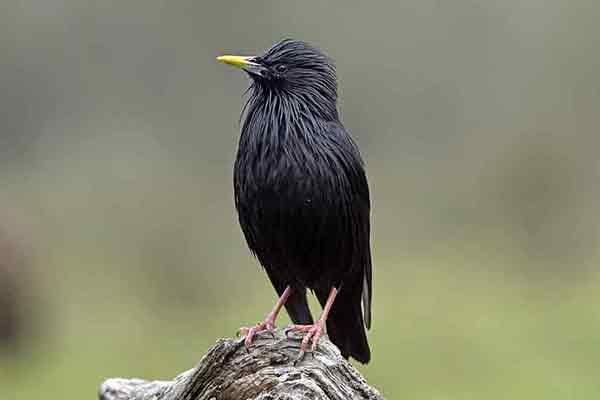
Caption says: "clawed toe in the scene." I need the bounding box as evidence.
[293,350,306,366]
[285,322,325,361]
[293,346,317,365]
[238,320,277,346]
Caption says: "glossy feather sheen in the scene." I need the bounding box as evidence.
[233,39,372,363]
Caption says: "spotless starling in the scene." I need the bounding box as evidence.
[217,39,372,363]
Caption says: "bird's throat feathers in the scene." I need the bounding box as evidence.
[240,82,338,150]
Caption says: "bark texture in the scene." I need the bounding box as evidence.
[99,328,384,400]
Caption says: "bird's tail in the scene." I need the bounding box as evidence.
[316,283,371,364]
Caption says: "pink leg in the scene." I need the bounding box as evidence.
[239,286,292,346]
[286,287,338,357]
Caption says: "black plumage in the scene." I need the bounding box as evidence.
[219,39,372,363]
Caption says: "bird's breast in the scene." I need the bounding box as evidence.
[236,134,339,209]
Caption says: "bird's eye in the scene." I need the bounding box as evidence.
[275,64,287,73]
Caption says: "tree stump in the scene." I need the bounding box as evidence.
[99,328,384,400]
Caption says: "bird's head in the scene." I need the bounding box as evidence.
[218,39,338,118]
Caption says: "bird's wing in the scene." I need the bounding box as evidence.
[327,122,372,330]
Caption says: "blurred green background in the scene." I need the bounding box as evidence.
[1,1,600,399]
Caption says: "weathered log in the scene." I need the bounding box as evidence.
[99,328,384,400]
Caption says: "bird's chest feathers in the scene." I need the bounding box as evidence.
[249,130,322,192]
[237,110,335,204]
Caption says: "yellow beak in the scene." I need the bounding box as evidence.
[217,54,266,77]
[216,55,254,69]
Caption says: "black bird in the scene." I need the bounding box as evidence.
[217,39,372,363]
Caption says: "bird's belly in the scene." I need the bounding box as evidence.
[236,172,351,289]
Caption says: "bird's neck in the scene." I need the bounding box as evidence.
[258,82,339,117]
[241,88,338,144]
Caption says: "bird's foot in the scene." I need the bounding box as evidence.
[238,318,276,346]
[285,320,326,362]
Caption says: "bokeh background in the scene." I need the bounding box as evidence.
[1,1,600,399]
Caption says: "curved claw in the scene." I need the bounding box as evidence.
[265,329,276,339]
[293,348,316,366]
[293,350,305,366]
